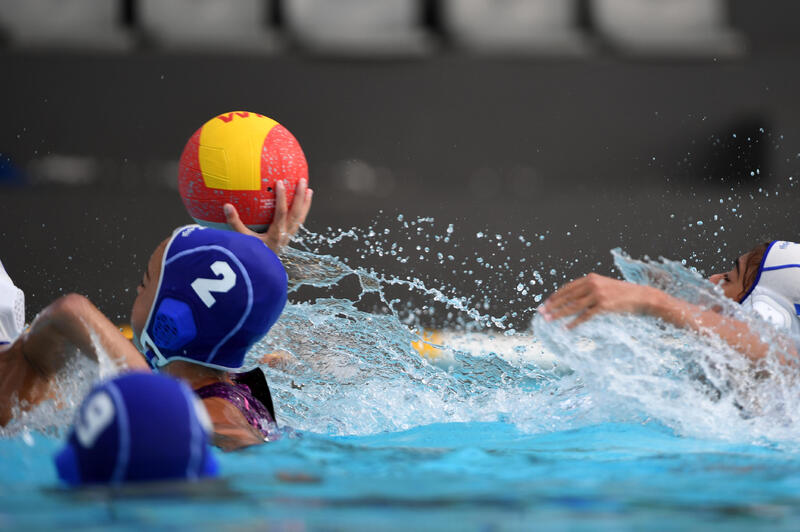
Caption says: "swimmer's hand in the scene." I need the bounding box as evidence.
[224,178,313,255]
[540,273,657,329]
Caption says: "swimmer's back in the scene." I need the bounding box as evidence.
[196,368,277,450]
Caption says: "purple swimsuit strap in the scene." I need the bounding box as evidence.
[195,378,275,439]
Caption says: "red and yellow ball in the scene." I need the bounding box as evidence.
[178,111,308,231]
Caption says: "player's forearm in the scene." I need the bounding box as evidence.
[644,289,774,362]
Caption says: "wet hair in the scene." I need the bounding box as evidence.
[737,241,771,302]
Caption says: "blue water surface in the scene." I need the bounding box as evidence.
[2,422,800,531]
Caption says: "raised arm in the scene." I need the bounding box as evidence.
[19,293,148,377]
[541,274,795,364]
[224,178,313,254]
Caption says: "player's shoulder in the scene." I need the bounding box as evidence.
[200,395,263,450]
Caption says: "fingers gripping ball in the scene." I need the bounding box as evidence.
[179,111,308,231]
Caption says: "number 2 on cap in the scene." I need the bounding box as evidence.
[191,261,237,307]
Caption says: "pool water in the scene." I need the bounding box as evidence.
[3,422,800,530]
[2,226,800,530]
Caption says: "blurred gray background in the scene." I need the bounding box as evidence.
[0,0,799,326]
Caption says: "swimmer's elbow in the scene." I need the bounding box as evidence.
[46,294,92,323]
[54,293,90,310]
[32,294,96,343]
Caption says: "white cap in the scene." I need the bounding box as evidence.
[0,260,25,344]
[739,241,800,336]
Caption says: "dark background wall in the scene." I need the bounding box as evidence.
[1,1,800,326]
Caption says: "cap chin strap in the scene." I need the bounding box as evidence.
[135,321,225,372]
[136,328,170,370]
[134,228,179,371]
[135,264,172,369]
[54,444,81,486]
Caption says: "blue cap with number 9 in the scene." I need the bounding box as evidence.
[54,372,219,486]
[137,225,288,371]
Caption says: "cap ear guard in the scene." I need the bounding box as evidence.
[54,445,81,486]
[139,298,199,369]
[201,453,220,477]
[0,259,25,344]
[739,241,800,335]
[151,298,198,351]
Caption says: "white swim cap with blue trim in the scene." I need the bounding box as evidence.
[136,225,288,371]
[0,259,24,344]
[739,241,800,336]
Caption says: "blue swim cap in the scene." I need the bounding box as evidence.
[54,373,219,486]
[137,225,288,371]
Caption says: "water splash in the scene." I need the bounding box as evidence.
[250,299,560,436]
[0,328,125,438]
[535,249,800,444]
[4,213,800,447]
[0,356,98,438]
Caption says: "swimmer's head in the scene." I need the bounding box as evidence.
[131,225,287,371]
[54,372,218,486]
[709,242,771,302]
[711,241,800,334]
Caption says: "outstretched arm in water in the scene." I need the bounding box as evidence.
[540,274,795,364]
[0,294,147,425]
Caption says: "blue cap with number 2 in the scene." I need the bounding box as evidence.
[136,225,288,371]
[54,372,219,486]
